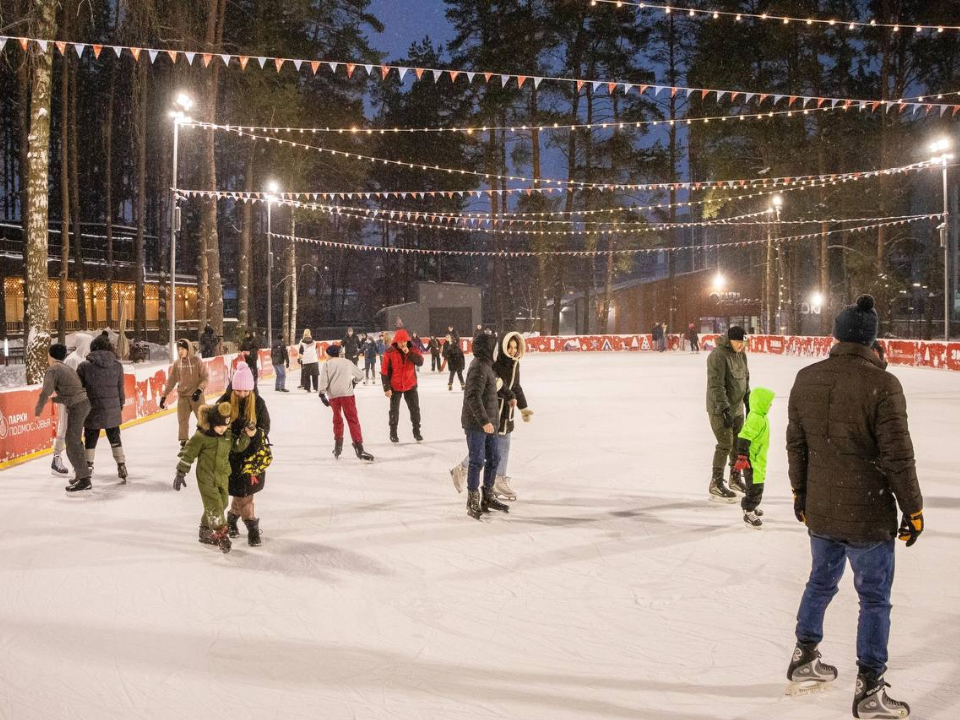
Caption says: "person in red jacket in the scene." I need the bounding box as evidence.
[381,328,424,443]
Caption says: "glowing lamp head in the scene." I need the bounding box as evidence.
[174,92,193,111]
[712,273,725,292]
[266,180,280,198]
[811,292,824,307]
[771,194,784,209]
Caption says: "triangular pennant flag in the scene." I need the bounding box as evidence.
[257,57,267,68]
[843,100,851,109]
[773,94,784,104]
[345,63,355,77]
[310,60,320,74]
[924,104,934,115]
[940,106,949,117]
[56,41,66,55]
[593,81,603,93]
[74,43,86,58]
[92,44,102,58]
[380,65,390,79]
[222,54,232,66]
[501,74,511,87]
[467,71,475,82]
[670,87,678,97]
[759,93,769,103]
[18,37,29,51]
[167,50,178,63]
[239,56,249,69]
[399,67,409,81]
[433,69,444,82]
[274,57,285,72]
[517,75,528,88]
[701,89,710,99]
[484,72,493,82]
[415,67,424,79]
[608,82,617,94]
[638,85,648,96]
[147,49,158,64]
[831,99,841,108]
[327,61,339,73]
[869,101,879,112]
[817,97,826,108]
[577,80,585,92]
[363,64,374,76]
[952,106,960,116]
[184,51,195,65]
[37,40,48,53]
[202,53,212,67]
[292,59,302,70]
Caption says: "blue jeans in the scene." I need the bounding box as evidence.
[275,364,286,391]
[465,429,500,492]
[461,432,511,478]
[795,533,895,676]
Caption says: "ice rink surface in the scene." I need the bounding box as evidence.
[1,352,958,719]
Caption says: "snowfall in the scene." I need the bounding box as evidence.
[1,352,958,720]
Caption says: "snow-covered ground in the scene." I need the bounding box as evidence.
[1,352,957,719]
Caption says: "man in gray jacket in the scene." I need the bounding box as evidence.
[35,343,92,493]
[318,345,373,462]
[705,326,750,502]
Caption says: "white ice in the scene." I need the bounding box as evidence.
[1,353,958,719]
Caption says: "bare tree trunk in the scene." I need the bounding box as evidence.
[69,56,86,330]
[599,98,621,334]
[133,59,147,340]
[529,87,547,335]
[25,0,58,383]
[667,12,679,334]
[284,214,296,345]
[238,147,255,329]
[57,45,69,343]
[104,63,116,328]
[17,8,32,327]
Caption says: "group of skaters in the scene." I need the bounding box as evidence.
[705,296,923,719]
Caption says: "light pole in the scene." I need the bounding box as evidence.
[930,138,954,341]
[168,92,193,362]
[265,180,280,346]
[765,195,783,334]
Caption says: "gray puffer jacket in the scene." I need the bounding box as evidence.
[77,350,126,429]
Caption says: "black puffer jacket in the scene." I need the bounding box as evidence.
[494,332,528,435]
[786,342,922,543]
[461,334,499,432]
[77,350,125,429]
[341,333,361,361]
[442,341,465,372]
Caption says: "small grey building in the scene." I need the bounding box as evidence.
[378,282,482,338]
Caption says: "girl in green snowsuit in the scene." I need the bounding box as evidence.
[734,387,775,527]
[173,401,253,553]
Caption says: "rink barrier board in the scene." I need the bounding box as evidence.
[3,336,960,469]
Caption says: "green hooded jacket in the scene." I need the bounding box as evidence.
[705,336,750,417]
[176,405,250,486]
[737,387,775,484]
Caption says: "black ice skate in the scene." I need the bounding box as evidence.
[51,454,69,476]
[353,442,374,462]
[413,430,423,443]
[466,490,483,520]
[743,511,762,529]
[708,469,737,503]
[390,431,400,444]
[117,463,128,483]
[66,477,92,493]
[226,512,241,538]
[333,438,343,459]
[243,518,262,547]
[853,673,910,719]
[728,469,747,494]
[447,384,453,392]
[481,485,510,514]
[785,641,838,696]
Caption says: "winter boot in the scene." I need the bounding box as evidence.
[353,442,374,462]
[743,511,763,529]
[853,672,910,719]
[226,512,241,538]
[785,641,838,696]
[390,429,400,444]
[460,382,466,391]
[481,485,510,514]
[66,477,92,493]
[708,468,737,503]
[51,454,69,476]
[754,506,764,517]
[213,526,232,554]
[450,463,466,493]
[243,518,262,547]
[466,490,482,520]
[199,525,218,546]
[333,438,343,459]
[117,464,128,483]
[493,475,517,501]
[448,383,453,391]
[729,469,747,495]
[413,429,423,443]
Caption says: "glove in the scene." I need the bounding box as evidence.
[191,389,202,402]
[733,454,750,472]
[520,408,534,423]
[319,393,330,407]
[173,471,187,491]
[793,491,806,524]
[898,510,924,547]
[721,409,733,428]
[159,396,167,410]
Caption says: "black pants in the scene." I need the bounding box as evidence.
[302,362,319,392]
[389,388,421,433]
[84,426,122,449]
[741,468,764,512]
[431,352,441,371]
[691,340,699,352]
[364,358,376,380]
[448,368,464,386]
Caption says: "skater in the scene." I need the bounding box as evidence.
[687,323,700,354]
[410,332,426,353]
[362,333,379,384]
[427,335,442,372]
[35,343,92,493]
[460,332,508,519]
[447,325,460,345]
[451,331,532,501]
[381,328,424,443]
[271,336,290,392]
[319,345,374,461]
[442,334,466,390]
[160,339,209,448]
[705,326,750,502]
[298,329,320,392]
[785,295,922,717]
[732,387,775,528]
[174,401,254,554]
[651,323,662,352]
[216,363,271,547]
[199,325,219,358]
[377,333,387,363]
[341,327,361,365]
[240,330,261,391]
[76,335,128,483]
[50,333,93,476]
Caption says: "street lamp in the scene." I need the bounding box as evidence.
[712,273,725,292]
[764,195,783,334]
[167,92,193,362]
[930,138,954,340]
[264,180,281,346]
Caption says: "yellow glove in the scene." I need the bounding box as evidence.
[520,408,534,423]
[898,510,924,547]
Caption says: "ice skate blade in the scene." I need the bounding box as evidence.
[785,680,833,697]
[709,495,738,504]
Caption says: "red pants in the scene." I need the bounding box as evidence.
[330,395,363,443]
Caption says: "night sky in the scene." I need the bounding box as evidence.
[368,0,455,62]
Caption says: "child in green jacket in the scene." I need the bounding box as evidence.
[733,387,775,529]
[174,401,253,553]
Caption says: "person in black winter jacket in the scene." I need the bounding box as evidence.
[460,333,509,519]
[362,335,379,384]
[77,335,128,482]
[271,339,289,392]
[442,335,465,390]
[341,327,361,365]
[427,336,442,371]
[199,325,219,358]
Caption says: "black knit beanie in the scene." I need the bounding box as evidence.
[833,295,879,346]
[49,343,68,361]
[727,326,746,342]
